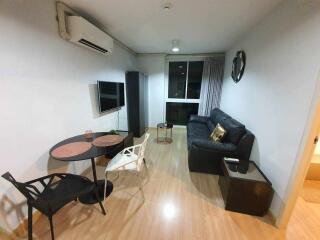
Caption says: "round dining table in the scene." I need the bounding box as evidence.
[49,131,130,206]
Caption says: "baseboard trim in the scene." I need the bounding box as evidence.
[267,209,277,226]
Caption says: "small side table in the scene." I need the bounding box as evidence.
[157,123,173,144]
[218,159,274,216]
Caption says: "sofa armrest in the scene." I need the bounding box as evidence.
[189,115,209,124]
[188,139,238,175]
[237,131,255,160]
[191,138,237,152]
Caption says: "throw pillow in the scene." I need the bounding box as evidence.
[210,123,227,142]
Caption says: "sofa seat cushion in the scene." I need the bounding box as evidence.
[221,118,246,145]
[187,122,210,138]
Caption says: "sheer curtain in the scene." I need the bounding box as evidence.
[198,56,225,116]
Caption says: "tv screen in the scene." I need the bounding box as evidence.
[97,81,125,113]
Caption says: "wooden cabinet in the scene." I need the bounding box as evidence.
[218,160,274,216]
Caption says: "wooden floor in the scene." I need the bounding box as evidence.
[12,129,320,239]
[301,180,320,203]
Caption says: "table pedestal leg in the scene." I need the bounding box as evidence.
[78,158,113,209]
[91,158,106,215]
[91,158,98,186]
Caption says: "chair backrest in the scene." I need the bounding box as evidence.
[137,133,150,170]
[2,172,40,201]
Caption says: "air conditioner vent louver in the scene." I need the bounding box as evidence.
[78,39,108,53]
[66,16,113,56]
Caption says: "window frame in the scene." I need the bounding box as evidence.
[164,56,206,127]
[165,56,205,103]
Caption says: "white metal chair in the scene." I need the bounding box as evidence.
[104,133,150,201]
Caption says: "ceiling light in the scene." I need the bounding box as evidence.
[172,40,180,52]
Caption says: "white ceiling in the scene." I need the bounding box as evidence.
[64,0,283,54]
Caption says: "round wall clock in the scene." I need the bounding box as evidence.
[231,50,246,83]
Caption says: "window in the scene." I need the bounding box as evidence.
[166,60,204,125]
[168,62,187,98]
[187,61,203,99]
[168,61,204,99]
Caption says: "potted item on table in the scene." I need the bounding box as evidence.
[85,130,93,139]
[109,129,119,135]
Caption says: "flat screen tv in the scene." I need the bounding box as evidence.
[97,81,125,113]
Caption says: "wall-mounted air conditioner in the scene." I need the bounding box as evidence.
[67,16,113,55]
[56,2,113,56]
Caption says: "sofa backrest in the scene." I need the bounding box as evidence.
[210,108,246,145]
[210,108,229,125]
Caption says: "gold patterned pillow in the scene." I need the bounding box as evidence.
[210,123,227,142]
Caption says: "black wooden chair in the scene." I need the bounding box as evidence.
[2,172,106,240]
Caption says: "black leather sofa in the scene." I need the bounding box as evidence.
[187,108,254,175]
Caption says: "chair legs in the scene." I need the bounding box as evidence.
[28,204,32,240]
[48,216,55,240]
[94,188,106,215]
[28,204,55,240]
[143,158,149,180]
[104,171,120,201]
[143,157,150,171]
[136,172,145,202]
[104,172,107,202]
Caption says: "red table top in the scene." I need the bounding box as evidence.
[51,142,92,158]
[92,135,124,147]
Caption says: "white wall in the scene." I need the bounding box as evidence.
[220,0,320,217]
[138,54,166,127]
[0,0,138,231]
